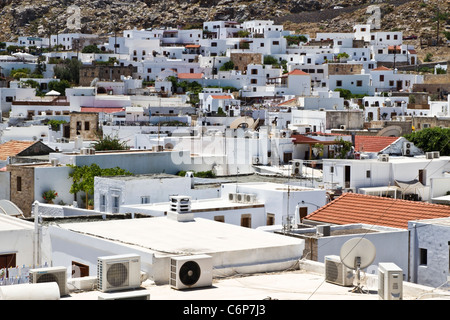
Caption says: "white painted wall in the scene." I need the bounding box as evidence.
[409,219,450,287]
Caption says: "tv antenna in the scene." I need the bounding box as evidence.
[339,237,376,293]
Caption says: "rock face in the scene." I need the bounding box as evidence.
[0,0,447,42]
[0,0,370,40]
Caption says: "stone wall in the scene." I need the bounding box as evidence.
[69,112,99,141]
[7,164,35,218]
[230,53,262,74]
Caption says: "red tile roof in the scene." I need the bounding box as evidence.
[372,66,392,71]
[354,135,400,153]
[210,95,234,100]
[0,140,36,161]
[80,107,124,113]
[288,69,309,76]
[304,193,450,229]
[177,73,203,79]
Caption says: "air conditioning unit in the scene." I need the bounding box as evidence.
[378,262,403,300]
[324,255,354,287]
[170,254,213,290]
[252,156,260,165]
[433,151,440,158]
[29,266,68,297]
[97,254,141,293]
[228,193,238,202]
[426,152,434,160]
[402,141,413,156]
[243,193,257,204]
[50,158,59,166]
[292,160,303,176]
[378,154,389,162]
[236,193,245,203]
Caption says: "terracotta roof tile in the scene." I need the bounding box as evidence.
[354,135,400,153]
[0,140,37,161]
[288,69,309,76]
[304,193,450,229]
[177,73,203,79]
[80,107,124,113]
[210,95,234,100]
[372,66,392,71]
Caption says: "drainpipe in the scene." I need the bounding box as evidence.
[410,223,417,283]
[33,201,40,268]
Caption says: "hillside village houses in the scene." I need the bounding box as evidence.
[0,19,449,300]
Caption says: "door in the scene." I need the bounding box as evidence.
[345,165,351,188]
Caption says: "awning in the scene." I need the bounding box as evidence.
[394,179,424,194]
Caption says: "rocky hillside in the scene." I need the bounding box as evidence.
[0,0,448,61]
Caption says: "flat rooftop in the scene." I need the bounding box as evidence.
[123,198,264,214]
[56,216,301,257]
[62,262,450,301]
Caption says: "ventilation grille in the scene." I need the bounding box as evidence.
[379,270,385,300]
[325,260,343,284]
[98,261,130,290]
[29,268,67,296]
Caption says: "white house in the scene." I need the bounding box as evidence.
[93,173,221,214]
[322,155,450,201]
[203,93,241,116]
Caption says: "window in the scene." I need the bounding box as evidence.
[112,195,120,213]
[0,253,16,276]
[419,169,426,185]
[72,261,89,278]
[330,166,334,173]
[5,96,13,102]
[251,69,258,75]
[366,170,371,178]
[214,215,225,223]
[419,248,427,265]
[251,79,257,84]
[336,80,342,87]
[389,80,394,86]
[394,35,398,40]
[357,80,363,87]
[380,75,384,82]
[141,196,150,204]
[272,41,279,45]
[84,121,90,131]
[267,213,275,226]
[211,42,217,47]
[16,176,22,192]
[241,214,252,228]
[100,194,106,212]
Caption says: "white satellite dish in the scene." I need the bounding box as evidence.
[339,237,376,293]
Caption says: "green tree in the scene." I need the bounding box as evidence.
[336,52,349,61]
[82,44,101,53]
[284,35,307,46]
[10,68,31,80]
[91,133,129,151]
[68,163,132,208]
[49,79,71,96]
[263,55,278,65]
[403,127,450,156]
[219,60,234,71]
[53,58,82,84]
[334,137,353,159]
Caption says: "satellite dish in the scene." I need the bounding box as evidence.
[339,237,376,293]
